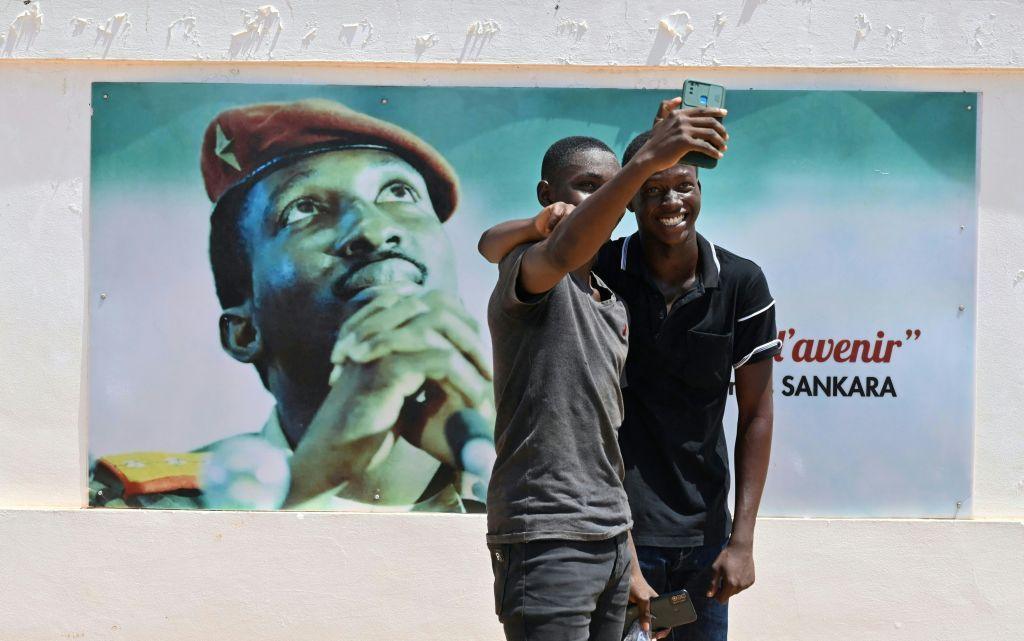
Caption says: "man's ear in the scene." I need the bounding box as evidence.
[536,180,553,207]
[219,301,263,364]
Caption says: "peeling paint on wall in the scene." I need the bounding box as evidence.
[1,3,44,58]
[885,24,905,50]
[95,12,131,59]
[0,1,1019,67]
[972,14,997,53]
[647,10,693,66]
[166,16,199,49]
[69,17,90,37]
[700,40,719,65]
[973,26,985,52]
[467,19,501,37]
[658,10,695,41]
[301,26,318,49]
[713,12,728,36]
[338,18,373,47]
[460,19,500,62]
[854,13,872,48]
[556,18,588,41]
[414,33,439,59]
[228,5,283,60]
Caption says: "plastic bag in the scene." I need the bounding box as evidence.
[623,620,652,641]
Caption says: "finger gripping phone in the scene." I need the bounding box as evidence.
[681,79,727,169]
[623,588,698,636]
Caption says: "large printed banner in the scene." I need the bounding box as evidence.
[89,83,976,516]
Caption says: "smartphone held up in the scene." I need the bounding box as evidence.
[681,79,727,169]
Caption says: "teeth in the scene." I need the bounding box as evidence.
[659,214,685,226]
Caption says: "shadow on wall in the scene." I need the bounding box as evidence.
[460,19,500,62]
[1,4,44,58]
[738,0,769,26]
[228,5,283,60]
[646,11,692,66]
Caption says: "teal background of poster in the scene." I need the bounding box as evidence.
[90,83,977,517]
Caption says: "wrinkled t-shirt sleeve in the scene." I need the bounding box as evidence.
[496,242,554,319]
[732,265,782,369]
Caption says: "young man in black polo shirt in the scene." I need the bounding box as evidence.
[481,98,777,641]
[596,123,779,641]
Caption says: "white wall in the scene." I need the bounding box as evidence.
[2,0,1024,68]
[1,1,1023,639]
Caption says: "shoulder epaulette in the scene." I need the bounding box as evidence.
[96,451,208,497]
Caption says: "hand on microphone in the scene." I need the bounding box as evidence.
[445,408,497,501]
[290,289,493,506]
[391,383,496,502]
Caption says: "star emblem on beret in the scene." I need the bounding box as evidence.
[215,123,241,171]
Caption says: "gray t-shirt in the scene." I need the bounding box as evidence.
[486,243,632,544]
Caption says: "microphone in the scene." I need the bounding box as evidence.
[444,409,497,501]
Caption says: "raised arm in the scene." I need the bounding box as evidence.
[477,203,572,264]
[518,105,729,295]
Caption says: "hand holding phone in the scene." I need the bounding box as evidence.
[638,103,728,174]
[623,588,698,636]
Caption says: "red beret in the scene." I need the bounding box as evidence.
[200,99,459,221]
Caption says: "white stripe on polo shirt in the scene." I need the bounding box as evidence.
[621,235,722,275]
[734,338,783,369]
[737,300,776,323]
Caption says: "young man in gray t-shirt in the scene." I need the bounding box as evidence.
[483,105,729,641]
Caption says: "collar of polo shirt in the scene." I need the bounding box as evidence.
[619,232,722,289]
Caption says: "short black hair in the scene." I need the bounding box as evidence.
[209,187,252,310]
[622,131,652,167]
[622,130,699,176]
[541,136,616,181]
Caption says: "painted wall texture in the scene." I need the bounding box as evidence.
[0,1,1023,639]
[0,1,1022,67]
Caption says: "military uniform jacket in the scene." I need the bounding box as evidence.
[90,410,481,513]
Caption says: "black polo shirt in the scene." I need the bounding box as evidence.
[594,232,781,548]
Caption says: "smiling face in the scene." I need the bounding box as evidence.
[538,147,621,208]
[630,163,701,247]
[237,148,456,387]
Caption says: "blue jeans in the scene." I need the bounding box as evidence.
[636,543,729,641]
